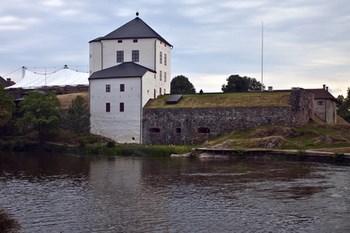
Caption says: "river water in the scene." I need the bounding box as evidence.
[0,152,349,233]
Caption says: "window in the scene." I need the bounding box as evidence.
[164,72,167,82]
[149,128,161,133]
[118,40,122,43]
[116,51,124,63]
[164,89,166,94]
[106,84,111,92]
[160,51,162,64]
[198,127,210,133]
[318,101,324,105]
[132,50,139,62]
[120,102,124,112]
[133,39,138,43]
[164,54,167,66]
[176,128,182,133]
[159,88,162,95]
[120,84,125,92]
[160,70,162,81]
[106,103,110,112]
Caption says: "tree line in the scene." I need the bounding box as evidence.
[337,89,350,122]
[0,85,90,142]
[170,74,264,94]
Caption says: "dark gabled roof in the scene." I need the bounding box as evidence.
[89,62,156,80]
[309,89,336,100]
[0,76,7,87]
[90,17,172,46]
[0,76,15,87]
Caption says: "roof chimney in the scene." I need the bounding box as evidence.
[323,84,326,90]
[326,86,329,91]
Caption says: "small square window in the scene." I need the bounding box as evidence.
[106,84,111,92]
[106,103,110,112]
[118,40,122,43]
[120,102,124,112]
[120,84,125,92]
[133,39,138,43]
[318,101,324,105]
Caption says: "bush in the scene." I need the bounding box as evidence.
[0,208,20,232]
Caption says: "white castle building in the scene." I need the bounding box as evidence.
[89,13,172,143]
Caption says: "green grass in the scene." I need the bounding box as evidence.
[205,122,350,153]
[145,91,291,109]
[79,143,193,157]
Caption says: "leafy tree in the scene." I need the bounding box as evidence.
[19,91,61,142]
[171,75,196,94]
[337,88,350,122]
[0,84,15,128]
[66,96,90,134]
[221,74,264,93]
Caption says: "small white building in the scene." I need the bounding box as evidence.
[89,14,172,143]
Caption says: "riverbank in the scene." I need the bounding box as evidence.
[189,148,350,165]
[1,120,350,163]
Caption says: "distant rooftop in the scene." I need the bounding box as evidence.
[309,88,336,100]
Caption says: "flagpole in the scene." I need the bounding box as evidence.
[261,21,264,91]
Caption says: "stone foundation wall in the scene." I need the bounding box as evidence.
[142,89,314,145]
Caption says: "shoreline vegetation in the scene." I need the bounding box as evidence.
[0,209,20,233]
[1,120,350,164]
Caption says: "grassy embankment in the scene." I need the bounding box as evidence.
[145,91,291,108]
[204,117,350,154]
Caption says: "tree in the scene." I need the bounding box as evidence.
[0,84,15,128]
[66,95,90,134]
[170,75,196,94]
[221,74,264,93]
[337,88,350,122]
[19,91,61,142]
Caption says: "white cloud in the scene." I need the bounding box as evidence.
[0,16,41,31]
[41,0,65,7]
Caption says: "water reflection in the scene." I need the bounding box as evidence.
[0,153,349,233]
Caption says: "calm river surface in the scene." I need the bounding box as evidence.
[0,152,349,233]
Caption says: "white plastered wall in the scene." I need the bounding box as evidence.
[90,77,142,143]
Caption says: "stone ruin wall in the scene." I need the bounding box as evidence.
[142,89,314,145]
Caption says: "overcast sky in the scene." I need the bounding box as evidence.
[1,0,349,96]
